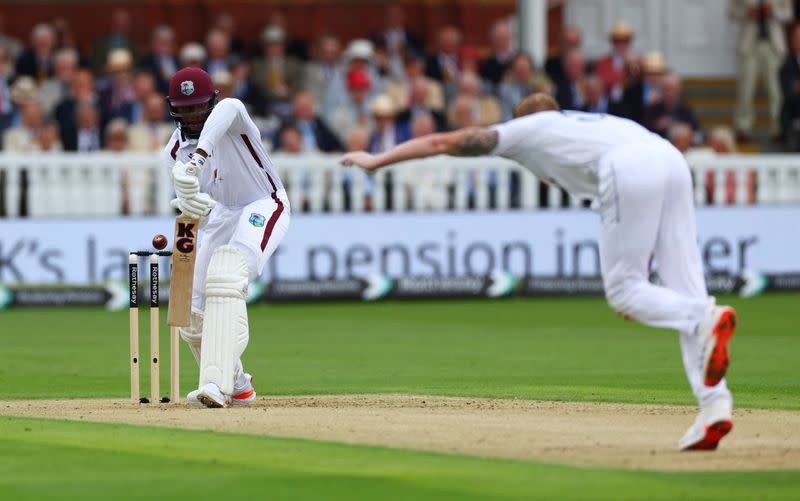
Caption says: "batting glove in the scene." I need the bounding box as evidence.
[170,192,216,219]
[172,160,201,199]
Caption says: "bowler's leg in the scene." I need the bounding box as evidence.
[598,145,707,331]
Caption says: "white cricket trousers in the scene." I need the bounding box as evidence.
[192,190,290,312]
[596,140,730,406]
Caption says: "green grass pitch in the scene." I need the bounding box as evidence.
[1,294,798,499]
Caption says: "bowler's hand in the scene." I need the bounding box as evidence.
[340,151,381,172]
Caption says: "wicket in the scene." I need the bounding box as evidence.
[129,250,180,404]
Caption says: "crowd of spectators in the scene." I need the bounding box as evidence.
[3,4,800,214]
[0,5,769,160]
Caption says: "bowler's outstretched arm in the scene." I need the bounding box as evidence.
[340,127,499,171]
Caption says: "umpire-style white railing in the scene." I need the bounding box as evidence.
[0,151,799,218]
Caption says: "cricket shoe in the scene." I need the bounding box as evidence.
[195,382,231,409]
[231,373,256,406]
[696,303,737,387]
[186,388,202,405]
[679,398,733,451]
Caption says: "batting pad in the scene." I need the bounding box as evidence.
[199,245,250,395]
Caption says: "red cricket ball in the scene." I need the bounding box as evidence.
[152,234,168,250]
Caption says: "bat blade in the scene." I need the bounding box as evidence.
[167,215,199,327]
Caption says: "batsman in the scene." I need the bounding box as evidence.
[163,67,290,408]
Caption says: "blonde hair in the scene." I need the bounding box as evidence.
[513,92,560,118]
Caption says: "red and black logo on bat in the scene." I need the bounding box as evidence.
[176,222,196,253]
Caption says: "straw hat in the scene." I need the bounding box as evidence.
[106,48,133,72]
[9,76,38,104]
[370,94,395,117]
[642,51,666,74]
[610,21,633,41]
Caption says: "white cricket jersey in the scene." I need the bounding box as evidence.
[490,110,665,200]
[162,98,285,208]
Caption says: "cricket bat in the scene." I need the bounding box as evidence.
[167,215,199,327]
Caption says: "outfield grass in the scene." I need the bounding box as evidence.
[1,295,798,499]
[2,417,799,501]
[0,294,797,409]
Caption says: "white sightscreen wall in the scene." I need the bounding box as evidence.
[0,206,797,285]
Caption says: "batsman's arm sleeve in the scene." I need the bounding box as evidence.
[196,98,247,158]
[162,132,180,181]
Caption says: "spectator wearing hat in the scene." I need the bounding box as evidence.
[328,68,374,144]
[480,19,515,87]
[367,94,410,154]
[394,76,447,132]
[322,39,384,118]
[555,49,587,110]
[251,24,305,108]
[138,25,178,94]
[622,51,667,124]
[730,0,793,141]
[54,69,98,150]
[7,76,38,125]
[384,51,444,118]
[595,22,638,103]
[304,34,342,105]
[92,8,137,74]
[16,23,57,82]
[425,26,462,85]
[179,42,207,69]
[643,71,700,138]
[96,48,136,125]
[545,26,582,84]
[3,94,44,152]
[274,91,342,152]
